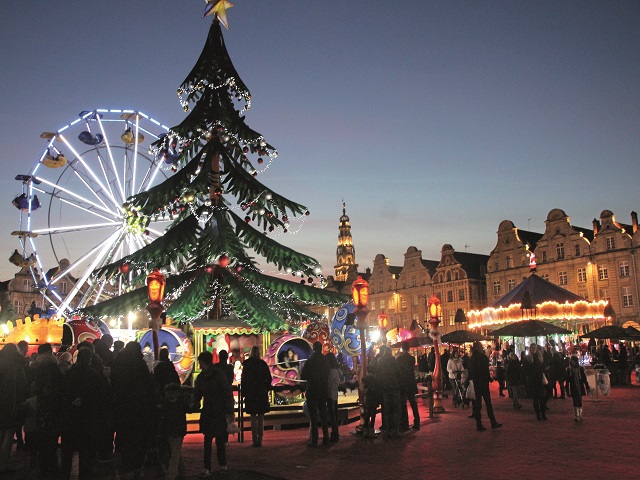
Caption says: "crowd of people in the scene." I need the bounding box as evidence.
[0,337,274,479]
[1,334,636,478]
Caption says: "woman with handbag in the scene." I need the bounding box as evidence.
[566,356,590,422]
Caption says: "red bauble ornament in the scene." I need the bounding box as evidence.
[214,187,223,196]
[119,263,130,274]
[236,266,243,273]
[205,265,214,273]
[257,157,264,164]
[218,255,230,268]
[242,146,249,154]
[305,210,310,216]
[244,216,251,223]
[282,215,288,222]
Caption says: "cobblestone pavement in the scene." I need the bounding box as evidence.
[6,381,639,480]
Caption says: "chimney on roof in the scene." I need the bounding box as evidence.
[632,211,638,234]
[593,219,600,235]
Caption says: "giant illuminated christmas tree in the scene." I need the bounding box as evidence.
[80,2,346,329]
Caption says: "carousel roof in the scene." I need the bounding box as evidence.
[491,273,584,308]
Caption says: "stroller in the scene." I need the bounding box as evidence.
[451,370,469,408]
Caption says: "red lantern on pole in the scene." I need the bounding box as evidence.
[147,268,166,303]
[351,275,370,435]
[146,268,166,360]
[351,276,369,308]
[427,294,445,413]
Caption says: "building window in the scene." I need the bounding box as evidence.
[379,283,383,293]
[448,312,455,326]
[458,289,465,301]
[622,287,633,307]
[412,295,418,306]
[619,261,630,277]
[540,274,549,281]
[370,301,376,311]
[508,278,515,291]
[558,271,568,286]
[577,267,587,283]
[506,255,513,268]
[599,289,610,302]
[574,244,581,257]
[606,237,616,251]
[493,281,501,295]
[447,290,454,303]
[494,261,499,272]
[541,251,547,262]
[401,296,407,310]
[598,265,608,281]
[411,275,417,287]
[556,243,565,259]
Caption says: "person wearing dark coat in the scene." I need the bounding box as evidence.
[154,347,180,394]
[215,350,235,386]
[192,350,234,476]
[398,342,420,431]
[29,343,65,477]
[161,383,189,480]
[0,344,28,475]
[377,345,402,438]
[300,341,330,446]
[240,346,272,447]
[110,341,155,478]
[505,352,523,410]
[566,355,590,422]
[61,347,101,480]
[468,341,502,432]
[523,343,548,421]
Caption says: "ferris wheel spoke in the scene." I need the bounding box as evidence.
[58,134,121,210]
[34,179,118,219]
[137,153,165,195]
[96,115,126,204]
[31,222,119,236]
[71,168,118,214]
[56,229,126,313]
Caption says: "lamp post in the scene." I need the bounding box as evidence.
[427,294,445,413]
[352,276,370,435]
[146,268,166,360]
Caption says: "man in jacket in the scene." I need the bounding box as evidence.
[300,342,330,446]
[468,341,502,432]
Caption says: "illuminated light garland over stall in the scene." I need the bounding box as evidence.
[466,273,608,333]
[466,299,608,331]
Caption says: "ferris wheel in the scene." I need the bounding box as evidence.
[12,109,177,317]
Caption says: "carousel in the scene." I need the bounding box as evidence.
[466,272,608,355]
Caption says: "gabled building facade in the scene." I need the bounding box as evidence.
[487,209,640,328]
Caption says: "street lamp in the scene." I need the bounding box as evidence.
[352,276,370,435]
[146,268,166,360]
[428,294,445,413]
[377,310,389,345]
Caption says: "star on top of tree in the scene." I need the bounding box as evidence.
[203,0,234,29]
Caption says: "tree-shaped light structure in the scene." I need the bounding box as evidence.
[79,5,347,329]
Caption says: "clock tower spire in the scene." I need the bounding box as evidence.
[334,201,357,282]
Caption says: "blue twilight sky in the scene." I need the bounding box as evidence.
[0,0,639,282]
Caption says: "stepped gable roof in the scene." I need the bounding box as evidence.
[491,273,583,308]
[516,229,543,250]
[451,251,489,278]
[421,259,440,277]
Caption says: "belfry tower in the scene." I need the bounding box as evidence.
[334,202,357,282]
